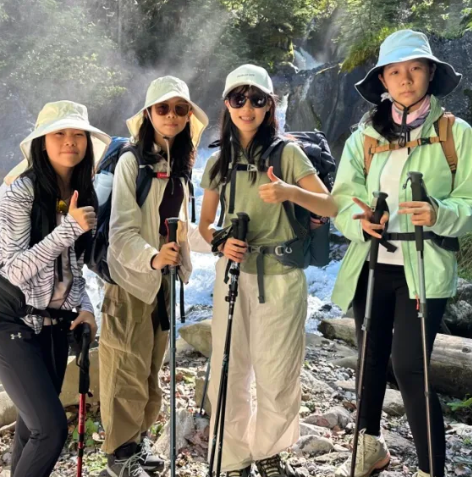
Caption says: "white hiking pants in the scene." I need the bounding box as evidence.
[208,258,307,471]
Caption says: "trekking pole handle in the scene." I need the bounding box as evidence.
[166,217,179,244]
[235,212,250,242]
[406,172,425,252]
[368,192,388,269]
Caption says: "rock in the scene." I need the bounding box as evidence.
[1,452,11,465]
[332,356,357,370]
[444,279,472,338]
[313,451,349,463]
[300,369,333,394]
[299,422,325,437]
[164,338,195,365]
[304,406,353,429]
[383,430,415,456]
[153,409,196,456]
[194,371,212,416]
[179,319,212,357]
[0,471,11,477]
[0,392,17,428]
[335,380,356,392]
[382,389,405,417]
[293,435,334,455]
[60,348,99,407]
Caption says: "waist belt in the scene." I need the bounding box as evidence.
[383,232,437,241]
[247,244,293,304]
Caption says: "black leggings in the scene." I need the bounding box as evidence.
[0,316,69,477]
[352,262,447,476]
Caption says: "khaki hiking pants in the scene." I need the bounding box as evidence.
[99,277,170,454]
[208,258,307,472]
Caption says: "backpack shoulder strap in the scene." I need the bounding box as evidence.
[435,113,457,173]
[123,145,154,208]
[363,135,379,176]
[268,139,308,240]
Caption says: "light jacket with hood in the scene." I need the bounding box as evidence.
[332,95,472,311]
[107,151,192,305]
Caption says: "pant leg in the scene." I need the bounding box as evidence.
[352,263,398,435]
[249,268,307,461]
[142,277,170,433]
[99,283,156,454]
[208,258,254,472]
[0,321,69,477]
[391,283,447,477]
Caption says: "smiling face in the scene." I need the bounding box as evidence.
[148,97,192,142]
[379,58,436,110]
[224,86,272,143]
[44,128,88,175]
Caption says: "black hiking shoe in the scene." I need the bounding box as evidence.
[137,436,165,473]
[256,455,287,477]
[106,442,151,477]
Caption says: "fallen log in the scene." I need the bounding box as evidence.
[319,318,472,399]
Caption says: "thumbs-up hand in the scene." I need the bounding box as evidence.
[68,191,97,232]
[258,166,293,204]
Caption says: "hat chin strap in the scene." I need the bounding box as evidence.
[392,94,428,147]
[147,108,175,177]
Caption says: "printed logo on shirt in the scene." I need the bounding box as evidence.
[10,332,22,340]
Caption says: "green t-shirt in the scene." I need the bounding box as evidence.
[200,142,317,275]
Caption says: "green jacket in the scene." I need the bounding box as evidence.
[331,96,472,312]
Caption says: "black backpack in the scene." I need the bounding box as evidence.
[88,136,195,284]
[215,130,336,269]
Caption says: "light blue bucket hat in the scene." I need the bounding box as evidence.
[356,29,462,105]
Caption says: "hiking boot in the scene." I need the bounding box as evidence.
[226,465,254,477]
[137,436,165,473]
[107,442,152,477]
[335,430,390,477]
[256,455,287,477]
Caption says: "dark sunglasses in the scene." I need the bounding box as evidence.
[153,102,191,117]
[227,93,269,109]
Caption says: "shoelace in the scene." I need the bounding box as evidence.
[258,456,282,477]
[115,453,145,477]
[139,437,153,460]
[227,470,245,477]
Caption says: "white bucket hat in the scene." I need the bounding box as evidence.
[126,76,209,149]
[5,101,111,186]
[356,29,462,105]
[222,64,274,99]
[20,100,111,163]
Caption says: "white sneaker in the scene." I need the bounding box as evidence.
[335,430,391,477]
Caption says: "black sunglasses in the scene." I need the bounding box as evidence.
[227,92,269,109]
[153,102,191,117]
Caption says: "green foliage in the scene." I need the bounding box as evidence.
[448,396,472,411]
[72,418,99,448]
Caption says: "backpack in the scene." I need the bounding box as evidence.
[214,130,337,270]
[362,112,460,252]
[89,136,195,285]
[363,112,457,177]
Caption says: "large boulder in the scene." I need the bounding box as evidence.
[179,319,212,358]
[443,278,472,338]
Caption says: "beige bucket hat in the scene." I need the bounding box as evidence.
[5,101,111,185]
[126,76,209,148]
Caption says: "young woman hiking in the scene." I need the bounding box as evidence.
[99,76,209,477]
[331,29,472,477]
[0,100,110,477]
[199,64,337,477]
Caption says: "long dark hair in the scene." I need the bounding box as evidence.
[21,132,97,258]
[209,85,278,186]
[368,60,435,142]
[137,113,195,179]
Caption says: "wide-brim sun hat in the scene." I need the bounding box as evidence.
[356,29,462,105]
[126,76,209,149]
[6,101,112,185]
[222,64,274,99]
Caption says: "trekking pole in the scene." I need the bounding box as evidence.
[406,172,435,477]
[77,323,92,477]
[350,192,389,477]
[208,212,250,477]
[199,353,211,417]
[166,217,180,477]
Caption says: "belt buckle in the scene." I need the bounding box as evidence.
[250,245,262,254]
[247,164,258,172]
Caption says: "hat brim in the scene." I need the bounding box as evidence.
[222,81,273,99]
[355,51,462,104]
[19,119,112,165]
[126,93,209,149]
